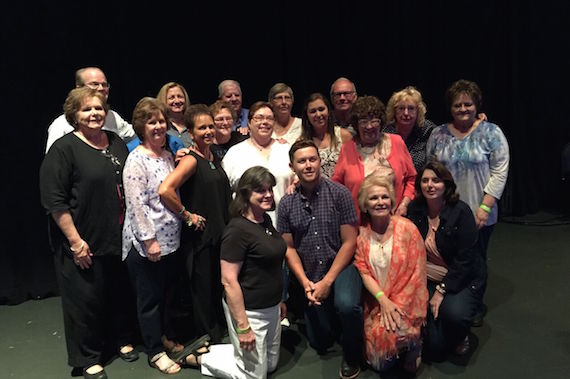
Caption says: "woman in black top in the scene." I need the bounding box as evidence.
[407,161,483,361]
[196,166,286,378]
[159,104,232,350]
[39,87,137,379]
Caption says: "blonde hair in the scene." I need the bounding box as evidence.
[357,174,396,216]
[385,86,426,126]
[156,82,190,111]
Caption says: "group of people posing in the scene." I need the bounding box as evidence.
[39,67,509,379]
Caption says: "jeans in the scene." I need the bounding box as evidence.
[126,247,179,357]
[304,264,363,366]
[424,280,478,361]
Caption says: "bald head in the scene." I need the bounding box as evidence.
[75,67,109,99]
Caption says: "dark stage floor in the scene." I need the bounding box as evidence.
[1,220,569,378]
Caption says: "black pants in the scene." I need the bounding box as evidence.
[183,240,225,343]
[54,245,136,368]
[126,247,179,357]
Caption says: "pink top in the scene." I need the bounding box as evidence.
[331,133,417,220]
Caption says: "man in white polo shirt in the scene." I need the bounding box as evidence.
[45,66,135,153]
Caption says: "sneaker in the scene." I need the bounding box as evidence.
[339,358,360,379]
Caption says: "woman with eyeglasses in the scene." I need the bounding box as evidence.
[159,105,232,351]
[300,93,353,178]
[268,83,303,145]
[332,96,416,220]
[427,79,509,327]
[383,86,437,171]
[40,87,137,379]
[222,101,295,226]
[209,100,249,161]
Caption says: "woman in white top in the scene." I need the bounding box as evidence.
[122,97,183,375]
[222,101,295,225]
[299,93,352,178]
[268,83,302,145]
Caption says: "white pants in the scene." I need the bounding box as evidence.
[201,300,281,379]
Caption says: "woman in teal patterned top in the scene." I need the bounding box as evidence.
[426,79,509,327]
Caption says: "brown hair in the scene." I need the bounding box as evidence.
[132,97,167,141]
[63,87,108,128]
[414,160,460,204]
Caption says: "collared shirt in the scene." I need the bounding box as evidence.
[166,121,194,148]
[277,178,357,281]
[233,108,249,131]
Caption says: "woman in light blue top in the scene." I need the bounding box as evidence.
[426,79,509,326]
[122,97,184,375]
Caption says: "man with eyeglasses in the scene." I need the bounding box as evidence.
[45,67,135,153]
[330,77,358,134]
[218,79,249,133]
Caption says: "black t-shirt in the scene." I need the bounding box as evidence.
[211,132,249,161]
[39,131,128,256]
[221,214,286,310]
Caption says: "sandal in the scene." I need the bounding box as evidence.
[162,335,184,355]
[169,334,211,362]
[148,352,181,375]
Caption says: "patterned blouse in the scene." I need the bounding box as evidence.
[122,148,181,259]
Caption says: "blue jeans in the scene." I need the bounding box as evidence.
[424,280,478,361]
[304,264,363,366]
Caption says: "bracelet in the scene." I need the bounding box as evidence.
[185,212,193,227]
[236,325,251,334]
[178,205,186,217]
[70,240,85,253]
[375,291,384,300]
[479,204,491,213]
[435,283,446,295]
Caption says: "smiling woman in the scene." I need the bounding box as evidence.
[159,104,232,346]
[332,96,416,220]
[221,101,294,226]
[354,175,427,374]
[122,97,184,374]
[40,87,137,378]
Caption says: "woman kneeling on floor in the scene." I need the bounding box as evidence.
[407,161,483,361]
[354,174,428,374]
[185,166,287,378]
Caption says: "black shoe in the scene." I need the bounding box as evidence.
[119,346,139,362]
[339,358,360,379]
[83,366,107,379]
[472,303,487,327]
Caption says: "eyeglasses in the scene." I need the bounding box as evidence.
[214,116,234,124]
[85,81,110,90]
[252,115,275,123]
[396,105,417,113]
[273,95,292,102]
[332,91,355,99]
[357,118,381,128]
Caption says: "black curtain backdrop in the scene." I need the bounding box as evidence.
[1,1,568,304]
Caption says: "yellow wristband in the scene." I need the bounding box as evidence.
[479,204,491,213]
[375,291,384,300]
[236,325,251,334]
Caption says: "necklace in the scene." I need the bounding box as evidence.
[428,215,440,232]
